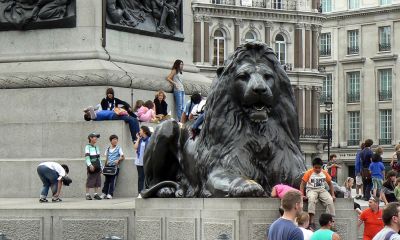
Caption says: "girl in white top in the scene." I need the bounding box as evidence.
[296,212,314,240]
[167,59,185,121]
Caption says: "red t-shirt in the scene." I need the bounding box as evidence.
[359,208,384,240]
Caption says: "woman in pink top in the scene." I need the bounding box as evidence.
[137,100,156,122]
[271,184,301,199]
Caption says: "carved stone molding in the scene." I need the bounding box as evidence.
[194,14,203,22]
[0,71,211,95]
[233,18,243,27]
[305,24,312,30]
[311,24,322,33]
[295,23,304,29]
[263,21,273,28]
[0,0,76,31]
[249,22,255,30]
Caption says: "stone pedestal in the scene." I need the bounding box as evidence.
[0,198,357,240]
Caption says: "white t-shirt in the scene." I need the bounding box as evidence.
[299,227,313,240]
[373,226,400,240]
[190,99,206,117]
[38,162,66,180]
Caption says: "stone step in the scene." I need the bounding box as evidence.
[0,158,139,198]
[0,120,159,159]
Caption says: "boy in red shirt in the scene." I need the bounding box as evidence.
[300,157,336,227]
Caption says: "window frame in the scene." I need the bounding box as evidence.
[379,109,392,144]
[321,0,332,12]
[348,111,360,145]
[213,29,226,67]
[347,30,359,55]
[378,26,391,52]
[320,32,331,56]
[347,71,360,103]
[275,34,286,65]
[378,69,392,101]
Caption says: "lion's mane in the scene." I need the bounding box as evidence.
[193,42,305,192]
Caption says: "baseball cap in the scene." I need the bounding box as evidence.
[88,132,100,139]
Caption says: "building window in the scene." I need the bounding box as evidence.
[379,69,392,101]
[321,0,332,12]
[320,113,332,136]
[213,29,225,66]
[245,31,256,42]
[347,72,360,103]
[348,111,360,146]
[320,33,331,56]
[320,74,332,103]
[380,110,392,145]
[212,0,235,4]
[348,0,360,9]
[241,0,252,7]
[273,0,283,9]
[379,26,391,51]
[380,0,392,5]
[275,34,286,65]
[347,30,359,54]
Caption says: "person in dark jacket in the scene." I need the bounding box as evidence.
[101,87,136,117]
[134,126,152,196]
[154,90,168,119]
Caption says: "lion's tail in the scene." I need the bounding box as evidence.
[140,181,181,198]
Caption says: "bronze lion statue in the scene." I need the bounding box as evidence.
[141,42,306,198]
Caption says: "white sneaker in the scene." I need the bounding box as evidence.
[106,194,112,199]
[100,193,106,199]
[137,194,142,198]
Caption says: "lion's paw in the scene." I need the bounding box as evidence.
[228,179,265,197]
[156,187,176,198]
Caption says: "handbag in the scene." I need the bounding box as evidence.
[114,107,128,116]
[103,166,117,175]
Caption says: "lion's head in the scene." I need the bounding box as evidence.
[200,42,299,146]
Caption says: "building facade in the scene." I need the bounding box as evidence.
[319,0,400,181]
[192,0,326,166]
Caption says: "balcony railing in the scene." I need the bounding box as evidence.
[347,139,360,146]
[299,128,329,139]
[210,0,298,10]
[379,43,391,52]
[320,49,331,56]
[211,0,235,5]
[347,93,360,103]
[282,63,292,71]
[320,94,332,103]
[347,46,359,55]
[379,138,392,145]
[379,90,392,101]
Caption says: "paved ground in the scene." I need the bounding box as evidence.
[0,197,136,209]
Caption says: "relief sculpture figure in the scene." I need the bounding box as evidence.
[0,0,70,29]
[141,42,307,198]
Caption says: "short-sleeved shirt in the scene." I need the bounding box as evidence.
[361,148,374,168]
[267,218,304,240]
[302,169,332,190]
[359,208,384,240]
[104,145,123,166]
[38,162,66,180]
[369,162,385,179]
[274,184,301,199]
[372,226,400,240]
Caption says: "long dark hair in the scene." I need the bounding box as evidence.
[141,126,152,137]
[172,59,183,74]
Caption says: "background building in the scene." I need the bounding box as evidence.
[319,0,400,182]
[192,0,327,166]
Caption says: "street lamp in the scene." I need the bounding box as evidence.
[324,101,333,162]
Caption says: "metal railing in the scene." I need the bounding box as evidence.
[299,128,329,139]
[379,43,391,52]
[347,139,360,146]
[211,0,235,5]
[379,138,391,145]
[320,94,332,103]
[379,90,392,101]
[347,93,360,103]
[347,46,359,55]
[320,49,331,56]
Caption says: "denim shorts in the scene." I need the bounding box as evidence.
[372,177,383,190]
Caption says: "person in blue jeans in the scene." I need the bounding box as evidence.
[84,106,139,142]
[167,59,185,121]
[101,134,125,199]
[369,147,385,197]
[134,126,151,197]
[37,162,71,203]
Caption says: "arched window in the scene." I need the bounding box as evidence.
[275,34,286,65]
[213,29,226,66]
[245,31,256,42]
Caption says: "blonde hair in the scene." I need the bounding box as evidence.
[344,177,354,190]
[155,90,166,100]
[296,212,310,226]
[395,144,400,152]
